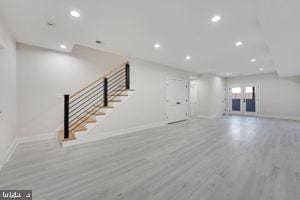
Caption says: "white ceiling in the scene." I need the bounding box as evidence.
[0,0,298,77]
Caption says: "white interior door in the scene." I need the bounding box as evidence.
[189,82,198,116]
[166,78,188,123]
[0,48,5,166]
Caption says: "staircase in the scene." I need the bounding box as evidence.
[58,62,134,146]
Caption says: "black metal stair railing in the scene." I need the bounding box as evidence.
[63,62,130,139]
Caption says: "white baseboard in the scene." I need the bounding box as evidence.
[197,114,223,119]
[225,113,300,121]
[2,131,56,167]
[259,114,300,121]
[5,138,18,163]
[61,121,167,147]
[16,132,56,144]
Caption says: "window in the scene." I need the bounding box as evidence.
[231,87,241,93]
[245,87,253,93]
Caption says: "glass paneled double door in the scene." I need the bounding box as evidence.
[228,84,259,115]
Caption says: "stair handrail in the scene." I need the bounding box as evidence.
[70,61,128,99]
[63,61,130,140]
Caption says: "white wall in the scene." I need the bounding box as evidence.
[193,74,226,118]
[17,44,127,137]
[227,73,300,120]
[17,44,191,139]
[0,18,18,167]
[189,80,198,116]
[87,58,190,136]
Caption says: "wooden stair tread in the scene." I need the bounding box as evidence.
[109,99,122,102]
[109,94,128,96]
[93,104,114,108]
[93,111,106,115]
[66,123,87,132]
[84,116,97,123]
[73,124,87,132]
[100,105,114,108]
[58,131,76,141]
[113,89,135,92]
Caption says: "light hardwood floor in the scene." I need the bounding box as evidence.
[1,116,300,200]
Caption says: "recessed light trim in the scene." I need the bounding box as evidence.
[60,44,66,49]
[154,43,160,49]
[259,68,264,71]
[70,10,80,18]
[251,58,256,62]
[185,56,191,60]
[211,15,221,22]
[235,41,243,46]
[46,20,55,27]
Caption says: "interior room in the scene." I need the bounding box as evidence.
[0,0,300,199]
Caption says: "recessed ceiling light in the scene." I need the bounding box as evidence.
[185,56,191,60]
[154,43,160,49]
[259,68,264,71]
[251,58,256,62]
[60,44,66,49]
[235,41,243,46]
[46,20,55,27]
[211,15,221,22]
[70,10,80,18]
[226,72,231,76]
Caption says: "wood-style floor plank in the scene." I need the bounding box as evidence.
[0,116,300,200]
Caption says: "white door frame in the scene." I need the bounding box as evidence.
[166,77,189,123]
[227,83,260,116]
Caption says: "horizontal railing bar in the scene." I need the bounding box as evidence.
[107,86,125,97]
[108,77,126,90]
[69,100,102,125]
[69,95,103,120]
[70,86,126,127]
[106,67,126,79]
[70,82,104,105]
[70,92,103,113]
[70,79,125,122]
[69,99,102,123]
[108,83,126,94]
[107,89,126,101]
[107,73,125,86]
[69,85,126,129]
[71,86,103,107]
[107,68,125,81]
[70,62,127,99]
[70,102,104,130]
